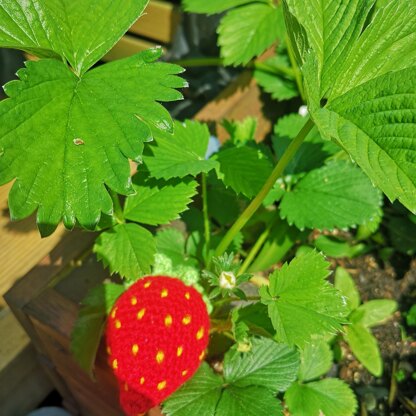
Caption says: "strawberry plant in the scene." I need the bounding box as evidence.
[1,0,415,415]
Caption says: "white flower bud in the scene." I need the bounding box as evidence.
[298,105,309,117]
[219,271,237,289]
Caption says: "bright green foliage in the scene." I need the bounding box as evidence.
[285,378,357,416]
[407,305,416,327]
[314,235,367,258]
[164,338,299,416]
[280,161,381,230]
[0,0,147,75]
[350,299,397,328]
[94,223,155,280]
[222,117,257,145]
[155,228,188,266]
[216,146,273,198]
[260,251,349,346]
[298,338,333,382]
[254,56,298,101]
[231,304,275,340]
[144,120,218,179]
[218,4,284,66]
[334,267,361,311]
[344,324,382,376]
[124,174,197,225]
[183,0,264,14]
[163,363,223,416]
[223,338,299,392]
[70,283,124,377]
[0,50,185,235]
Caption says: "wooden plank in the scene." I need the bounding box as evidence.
[0,182,67,307]
[130,1,180,44]
[0,309,52,416]
[102,34,159,62]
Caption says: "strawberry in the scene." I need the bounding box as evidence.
[106,275,210,415]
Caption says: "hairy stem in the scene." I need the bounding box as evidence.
[215,118,314,256]
[109,189,124,223]
[201,173,211,266]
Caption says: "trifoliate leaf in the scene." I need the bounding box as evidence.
[124,174,197,225]
[162,363,223,416]
[350,300,397,328]
[260,251,349,346]
[0,51,185,235]
[254,55,298,101]
[218,4,285,66]
[280,161,382,230]
[331,0,416,98]
[0,0,147,75]
[216,386,282,416]
[143,120,218,180]
[285,378,358,416]
[94,223,155,281]
[314,68,416,213]
[344,324,382,376]
[298,338,333,382]
[183,0,264,14]
[215,146,273,198]
[223,337,299,392]
[70,283,124,377]
[334,267,361,311]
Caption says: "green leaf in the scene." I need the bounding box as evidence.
[260,251,349,346]
[331,0,416,98]
[285,378,357,416]
[216,386,282,416]
[124,174,197,225]
[0,51,185,235]
[94,223,155,281]
[280,161,382,230]
[387,214,416,256]
[0,0,148,75]
[232,304,275,339]
[350,300,397,328]
[218,4,285,66]
[215,146,273,198]
[70,283,124,377]
[314,67,416,213]
[254,56,298,101]
[162,363,223,416]
[223,338,299,392]
[144,120,218,180]
[183,0,264,14]
[222,117,257,145]
[344,323,383,376]
[334,267,361,311]
[298,338,333,382]
[314,235,367,259]
[156,228,187,266]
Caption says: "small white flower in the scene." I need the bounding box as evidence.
[298,105,309,117]
[219,271,237,289]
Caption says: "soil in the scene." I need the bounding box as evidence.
[333,255,416,416]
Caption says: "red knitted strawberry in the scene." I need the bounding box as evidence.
[106,276,210,415]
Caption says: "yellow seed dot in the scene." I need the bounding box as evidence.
[182,370,188,377]
[140,377,145,385]
[185,292,190,300]
[156,350,165,364]
[106,346,111,355]
[132,344,139,356]
[157,381,167,391]
[112,359,118,369]
[144,281,151,288]
[131,296,137,306]
[164,314,173,327]
[115,319,121,329]
[124,383,129,391]
[137,308,146,320]
[161,288,169,298]
[111,307,117,319]
[199,351,205,361]
[182,315,192,325]
[196,327,205,340]
[177,346,183,357]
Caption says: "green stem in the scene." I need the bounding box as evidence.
[215,118,314,257]
[238,218,275,275]
[253,61,295,79]
[213,295,262,309]
[285,34,306,101]
[201,173,211,266]
[109,189,124,223]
